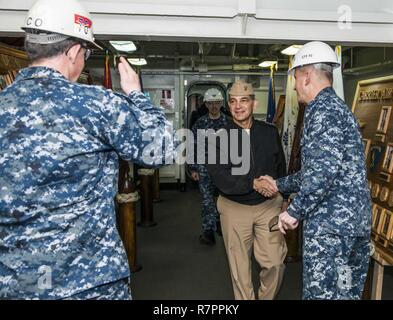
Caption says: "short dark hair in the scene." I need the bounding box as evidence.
[24,37,80,63]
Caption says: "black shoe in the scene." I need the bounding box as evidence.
[199,231,215,246]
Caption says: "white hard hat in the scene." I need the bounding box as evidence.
[289,41,340,74]
[204,88,224,102]
[22,0,102,49]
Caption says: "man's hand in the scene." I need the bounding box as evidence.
[118,56,141,95]
[253,175,278,197]
[191,171,199,181]
[278,210,299,235]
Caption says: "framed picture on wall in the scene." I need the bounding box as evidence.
[369,144,386,173]
[372,204,384,234]
[380,210,393,239]
[380,187,390,202]
[376,106,392,134]
[389,190,393,208]
[371,183,380,199]
[382,143,393,173]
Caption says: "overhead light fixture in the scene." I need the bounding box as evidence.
[281,45,303,56]
[127,58,147,66]
[109,41,137,52]
[258,60,278,68]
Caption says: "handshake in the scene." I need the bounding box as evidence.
[253,175,299,234]
[253,175,278,197]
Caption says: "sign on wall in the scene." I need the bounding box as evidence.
[352,75,393,263]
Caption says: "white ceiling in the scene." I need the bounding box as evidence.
[0,0,393,44]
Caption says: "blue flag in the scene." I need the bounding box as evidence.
[266,76,276,123]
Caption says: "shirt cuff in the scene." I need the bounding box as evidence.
[276,177,284,192]
[286,203,301,221]
[128,90,143,97]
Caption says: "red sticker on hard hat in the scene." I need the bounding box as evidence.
[74,14,92,29]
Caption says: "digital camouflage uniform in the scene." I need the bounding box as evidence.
[190,113,228,233]
[63,278,131,300]
[277,87,371,300]
[0,66,174,299]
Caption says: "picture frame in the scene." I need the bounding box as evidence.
[379,187,390,202]
[389,190,393,208]
[362,138,371,159]
[376,106,392,134]
[371,183,380,199]
[381,143,393,173]
[369,144,386,173]
[380,210,393,240]
[379,172,392,183]
[372,204,385,234]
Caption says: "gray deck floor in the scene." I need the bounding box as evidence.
[130,189,393,300]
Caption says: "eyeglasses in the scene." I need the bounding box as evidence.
[268,216,279,232]
[65,43,91,61]
[80,44,92,61]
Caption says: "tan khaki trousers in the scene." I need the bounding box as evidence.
[217,195,287,300]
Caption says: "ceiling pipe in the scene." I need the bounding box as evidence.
[141,69,289,76]
[344,60,393,75]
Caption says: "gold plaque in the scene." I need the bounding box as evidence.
[372,183,380,199]
[389,191,393,207]
[380,187,390,202]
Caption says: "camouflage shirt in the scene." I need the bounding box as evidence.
[277,87,371,237]
[189,113,229,172]
[0,66,174,299]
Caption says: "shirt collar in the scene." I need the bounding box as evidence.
[15,66,68,83]
[232,117,254,130]
[309,86,334,107]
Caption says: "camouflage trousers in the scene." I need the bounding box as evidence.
[303,234,370,300]
[64,278,132,300]
[197,167,218,233]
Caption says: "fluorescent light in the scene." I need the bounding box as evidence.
[127,58,147,66]
[110,41,137,52]
[258,60,277,68]
[281,45,303,56]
